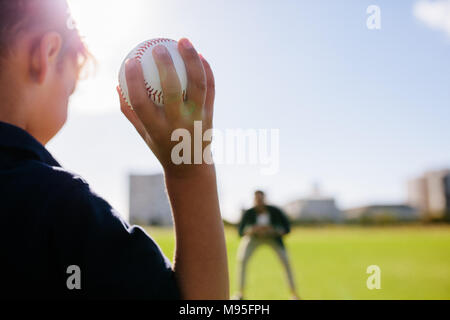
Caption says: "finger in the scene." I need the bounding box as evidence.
[117,86,158,152]
[199,55,215,125]
[152,45,182,121]
[125,58,160,128]
[117,86,146,137]
[178,39,206,116]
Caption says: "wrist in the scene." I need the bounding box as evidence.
[164,163,216,181]
[164,164,219,208]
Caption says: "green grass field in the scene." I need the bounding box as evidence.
[145,225,450,300]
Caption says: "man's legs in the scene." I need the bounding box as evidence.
[235,236,260,299]
[268,240,300,299]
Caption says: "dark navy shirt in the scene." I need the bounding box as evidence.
[0,121,179,299]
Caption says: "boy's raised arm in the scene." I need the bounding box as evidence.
[117,38,229,300]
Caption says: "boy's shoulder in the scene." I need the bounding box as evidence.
[243,207,256,216]
[266,205,284,215]
[24,159,90,194]
[24,160,122,225]
[11,159,101,214]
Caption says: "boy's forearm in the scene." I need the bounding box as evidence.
[165,166,229,300]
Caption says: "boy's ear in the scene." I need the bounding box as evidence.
[30,32,62,84]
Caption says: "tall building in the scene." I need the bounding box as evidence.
[407,169,450,220]
[407,176,428,213]
[445,175,450,215]
[129,173,173,226]
[284,197,342,222]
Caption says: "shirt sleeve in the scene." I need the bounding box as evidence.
[238,210,251,237]
[275,207,291,235]
[50,178,180,300]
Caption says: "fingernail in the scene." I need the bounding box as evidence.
[153,45,167,58]
[181,38,193,49]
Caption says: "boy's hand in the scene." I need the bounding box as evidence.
[248,225,270,236]
[254,225,279,237]
[117,38,215,178]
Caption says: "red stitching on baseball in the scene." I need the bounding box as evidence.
[132,38,186,105]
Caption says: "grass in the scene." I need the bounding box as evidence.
[144,225,450,300]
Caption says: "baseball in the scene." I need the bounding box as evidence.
[118,38,188,107]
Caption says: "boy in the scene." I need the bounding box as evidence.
[235,191,299,300]
[0,0,228,299]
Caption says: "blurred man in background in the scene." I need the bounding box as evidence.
[235,190,299,300]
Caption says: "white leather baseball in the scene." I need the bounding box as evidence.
[118,38,188,107]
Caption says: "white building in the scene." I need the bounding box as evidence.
[284,197,342,222]
[129,173,173,226]
[344,205,419,222]
[407,169,450,220]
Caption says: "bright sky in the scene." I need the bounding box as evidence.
[48,0,450,222]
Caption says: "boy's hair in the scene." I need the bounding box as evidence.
[0,0,90,75]
[254,190,265,196]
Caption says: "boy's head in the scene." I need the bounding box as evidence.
[254,190,266,207]
[0,0,89,144]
